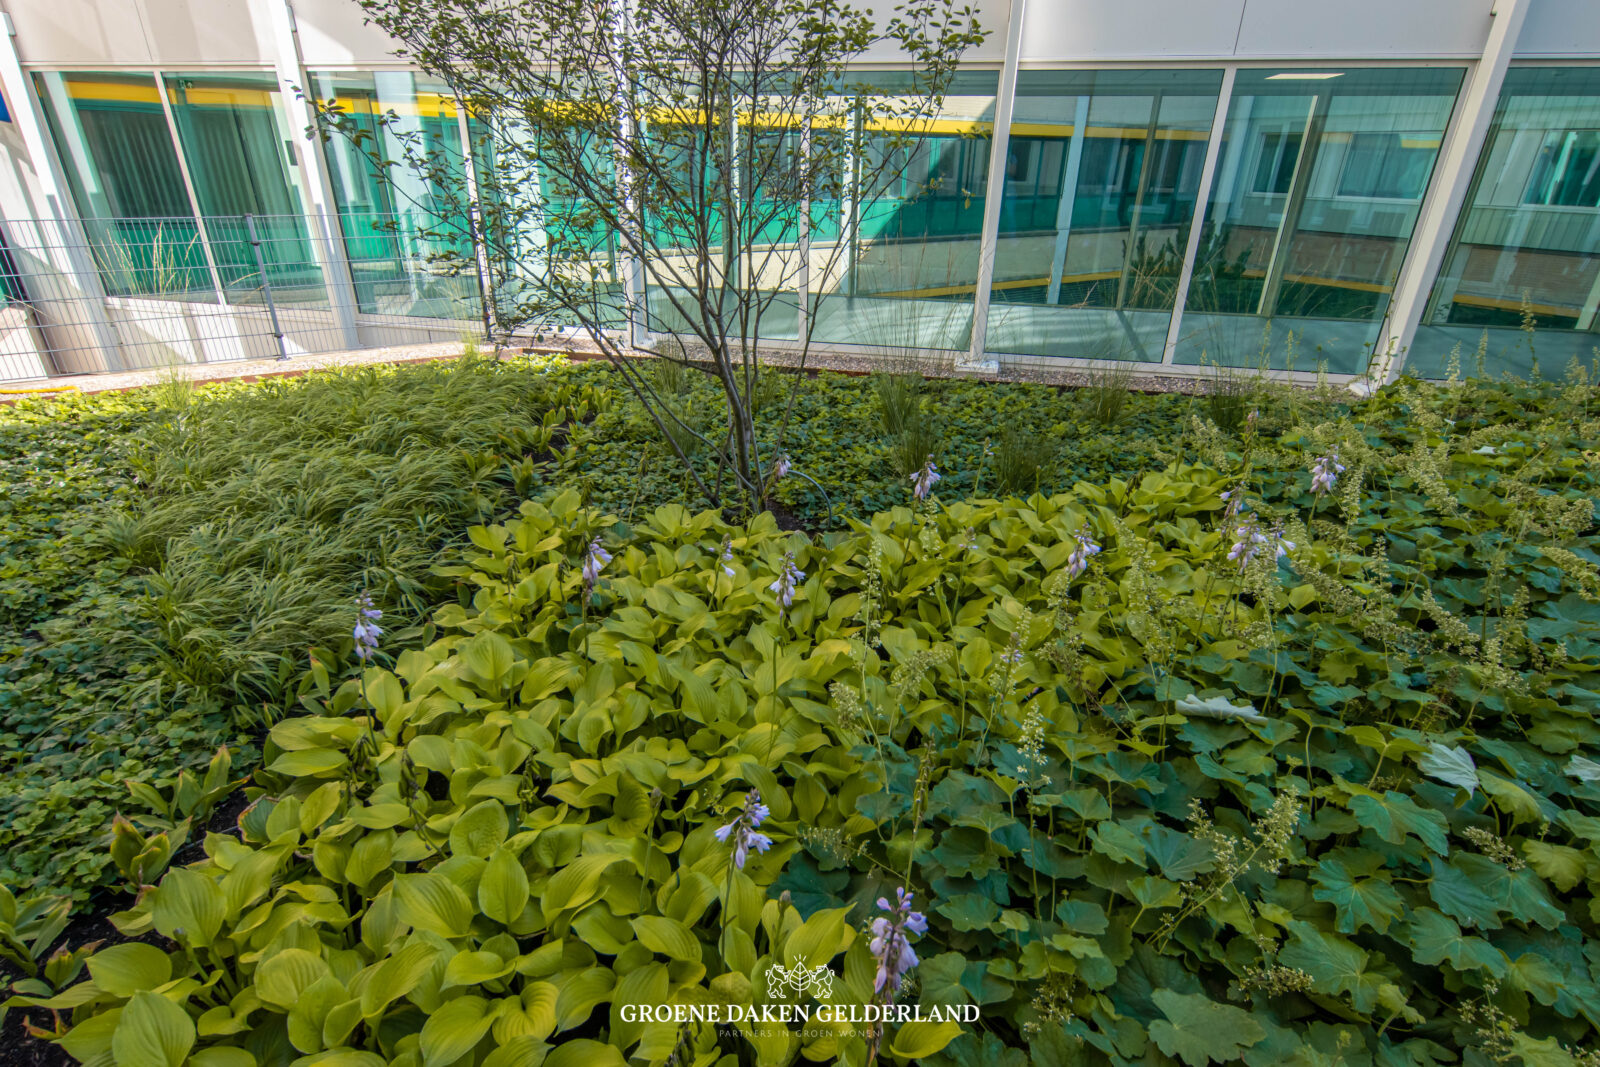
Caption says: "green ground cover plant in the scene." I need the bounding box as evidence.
[10,355,1600,1065]
[0,353,596,899]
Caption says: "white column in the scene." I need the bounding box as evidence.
[253,0,361,349]
[1373,0,1530,383]
[0,9,124,372]
[1162,66,1236,364]
[961,0,1026,372]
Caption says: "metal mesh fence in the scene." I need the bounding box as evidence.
[0,212,484,383]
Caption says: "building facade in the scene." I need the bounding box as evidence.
[0,0,1597,381]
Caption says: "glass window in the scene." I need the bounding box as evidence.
[1524,130,1600,208]
[641,92,803,340]
[311,70,482,319]
[160,72,322,306]
[983,69,1223,362]
[806,70,1001,353]
[1413,67,1600,379]
[32,71,211,298]
[1174,67,1463,374]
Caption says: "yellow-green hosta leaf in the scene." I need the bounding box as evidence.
[187,1048,256,1067]
[60,1007,121,1064]
[630,914,701,962]
[267,749,350,778]
[419,995,495,1066]
[782,905,851,969]
[256,948,331,1011]
[289,1052,386,1067]
[85,943,172,998]
[111,990,195,1067]
[360,941,444,1017]
[480,847,531,926]
[481,1036,552,1067]
[364,669,406,724]
[394,872,475,939]
[443,949,517,989]
[887,1019,962,1059]
[520,982,559,1041]
[150,868,226,948]
[541,855,626,918]
[451,800,510,859]
[543,1039,626,1067]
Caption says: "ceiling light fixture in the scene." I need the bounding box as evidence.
[1267,72,1345,80]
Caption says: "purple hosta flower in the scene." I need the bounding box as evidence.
[582,537,612,590]
[869,888,928,998]
[910,456,940,501]
[1228,516,1294,571]
[713,789,773,869]
[1270,522,1296,559]
[353,592,383,662]
[1065,524,1102,579]
[1220,486,1246,519]
[774,454,791,480]
[768,550,805,618]
[1309,452,1346,497]
[719,535,736,578]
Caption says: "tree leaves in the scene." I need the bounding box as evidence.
[1148,991,1266,1065]
[1403,908,1509,978]
[1418,744,1479,795]
[1311,852,1405,934]
[1347,792,1448,855]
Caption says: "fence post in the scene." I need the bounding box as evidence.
[246,214,289,361]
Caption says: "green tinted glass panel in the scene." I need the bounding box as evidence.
[984,68,1222,362]
[1413,66,1600,379]
[161,72,321,305]
[807,69,1000,352]
[312,70,481,319]
[31,71,210,297]
[1175,67,1463,374]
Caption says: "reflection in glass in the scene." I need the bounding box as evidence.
[161,72,322,305]
[640,97,800,339]
[983,69,1222,361]
[32,71,212,297]
[313,71,481,318]
[806,70,1000,352]
[1174,68,1462,373]
[1413,67,1600,379]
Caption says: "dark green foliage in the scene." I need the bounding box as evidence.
[1079,360,1136,428]
[0,355,593,897]
[991,425,1059,497]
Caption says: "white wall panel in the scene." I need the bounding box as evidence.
[1020,0,1248,61]
[141,0,272,65]
[1233,0,1494,57]
[1516,0,1600,55]
[291,0,411,67]
[7,0,155,66]
[855,0,1010,63]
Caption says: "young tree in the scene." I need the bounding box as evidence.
[329,0,988,516]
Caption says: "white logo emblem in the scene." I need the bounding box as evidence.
[766,957,835,1000]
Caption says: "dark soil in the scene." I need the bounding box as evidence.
[0,788,252,1066]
